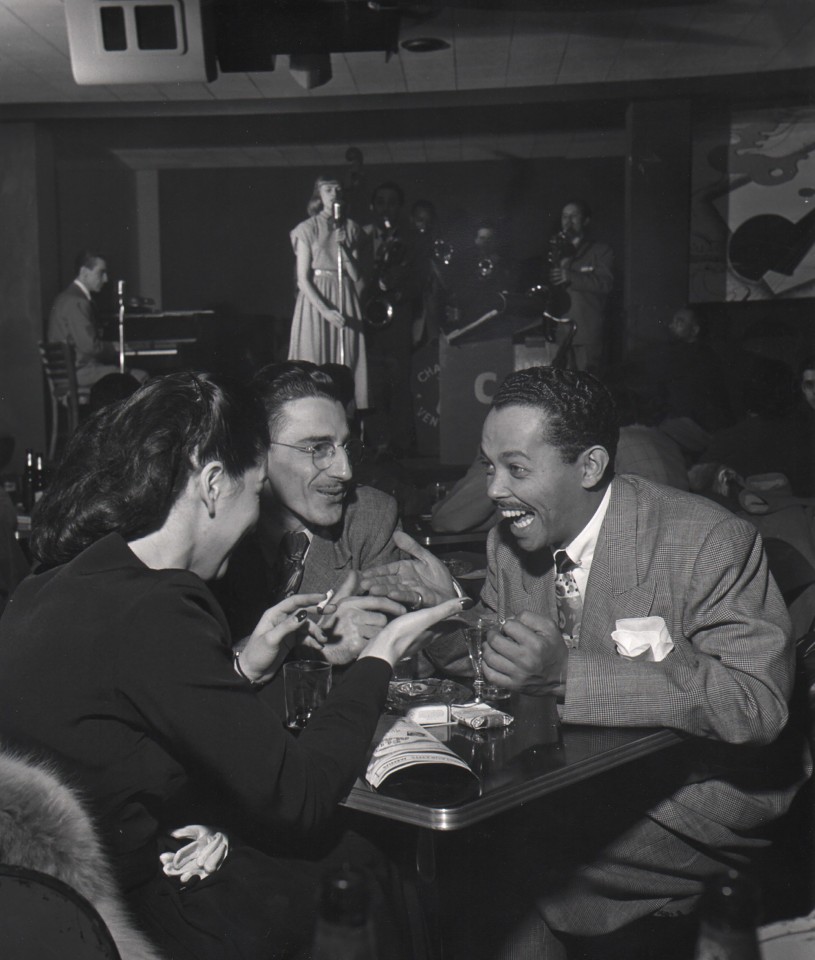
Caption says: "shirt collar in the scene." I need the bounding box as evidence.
[73,279,91,300]
[560,484,612,570]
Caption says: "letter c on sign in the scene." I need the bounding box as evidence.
[474,372,497,405]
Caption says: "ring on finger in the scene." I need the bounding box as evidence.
[411,591,424,611]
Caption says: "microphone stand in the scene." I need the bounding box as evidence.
[117,280,126,373]
[333,202,345,366]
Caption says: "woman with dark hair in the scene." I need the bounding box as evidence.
[288,174,367,409]
[0,371,463,959]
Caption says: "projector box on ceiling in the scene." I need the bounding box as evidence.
[64,0,216,84]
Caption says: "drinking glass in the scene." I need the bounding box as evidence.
[284,661,332,730]
[464,618,508,704]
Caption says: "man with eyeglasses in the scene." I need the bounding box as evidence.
[212,361,406,662]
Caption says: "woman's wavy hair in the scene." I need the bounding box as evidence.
[306,174,341,217]
[30,372,269,568]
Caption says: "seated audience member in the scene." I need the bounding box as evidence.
[609,370,689,490]
[362,366,804,959]
[0,372,461,960]
[635,306,731,433]
[701,355,807,494]
[47,251,147,388]
[430,453,498,534]
[793,355,815,495]
[213,361,407,653]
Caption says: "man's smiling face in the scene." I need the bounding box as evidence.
[265,397,352,531]
[481,405,594,553]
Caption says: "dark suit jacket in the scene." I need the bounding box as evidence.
[47,282,115,380]
[215,484,400,639]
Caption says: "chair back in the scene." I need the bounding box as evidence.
[38,341,80,420]
[0,864,122,959]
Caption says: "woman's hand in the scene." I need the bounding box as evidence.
[239,593,326,683]
[301,570,407,665]
[324,308,346,330]
[359,596,471,668]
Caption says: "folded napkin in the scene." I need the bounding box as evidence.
[611,616,674,662]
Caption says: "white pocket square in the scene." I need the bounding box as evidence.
[611,616,674,662]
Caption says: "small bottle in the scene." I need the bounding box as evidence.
[20,448,35,513]
[33,453,46,504]
[693,869,761,960]
[311,865,377,960]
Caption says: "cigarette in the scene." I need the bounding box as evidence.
[315,589,334,614]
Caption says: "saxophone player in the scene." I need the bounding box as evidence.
[548,200,615,373]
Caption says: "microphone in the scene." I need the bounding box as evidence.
[117,279,125,304]
[332,201,343,225]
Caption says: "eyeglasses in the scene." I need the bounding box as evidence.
[269,438,364,469]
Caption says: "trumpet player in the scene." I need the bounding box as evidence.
[362,181,422,455]
[288,174,368,410]
[548,199,614,373]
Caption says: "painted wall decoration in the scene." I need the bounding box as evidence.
[690,107,815,303]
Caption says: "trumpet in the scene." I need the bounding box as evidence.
[478,256,497,279]
[433,239,454,266]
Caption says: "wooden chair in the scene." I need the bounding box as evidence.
[38,341,90,461]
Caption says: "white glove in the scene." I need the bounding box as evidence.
[159,824,229,885]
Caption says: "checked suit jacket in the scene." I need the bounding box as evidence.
[448,474,807,841]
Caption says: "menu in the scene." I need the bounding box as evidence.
[365,717,475,791]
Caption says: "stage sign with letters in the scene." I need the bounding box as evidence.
[438,333,514,465]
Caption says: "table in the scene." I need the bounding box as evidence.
[342,696,682,959]
[344,700,680,831]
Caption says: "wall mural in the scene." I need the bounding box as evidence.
[690,106,815,303]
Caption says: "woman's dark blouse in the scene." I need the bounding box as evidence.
[0,533,390,885]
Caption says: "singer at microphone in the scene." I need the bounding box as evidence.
[287,175,368,410]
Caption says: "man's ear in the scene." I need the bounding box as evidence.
[580,445,610,488]
[200,461,225,518]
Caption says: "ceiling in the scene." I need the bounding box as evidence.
[1,0,813,167]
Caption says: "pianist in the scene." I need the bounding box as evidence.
[47,250,147,388]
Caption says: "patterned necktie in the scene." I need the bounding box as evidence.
[554,550,582,650]
[276,531,310,601]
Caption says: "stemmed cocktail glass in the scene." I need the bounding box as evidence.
[464,618,508,704]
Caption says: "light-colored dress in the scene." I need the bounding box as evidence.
[288,212,368,409]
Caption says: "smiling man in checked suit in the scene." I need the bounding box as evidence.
[361,365,807,959]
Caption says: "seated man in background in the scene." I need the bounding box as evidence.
[701,355,807,494]
[213,361,405,660]
[47,251,147,388]
[363,366,805,959]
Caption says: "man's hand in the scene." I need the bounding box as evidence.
[482,611,567,698]
[359,530,456,609]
